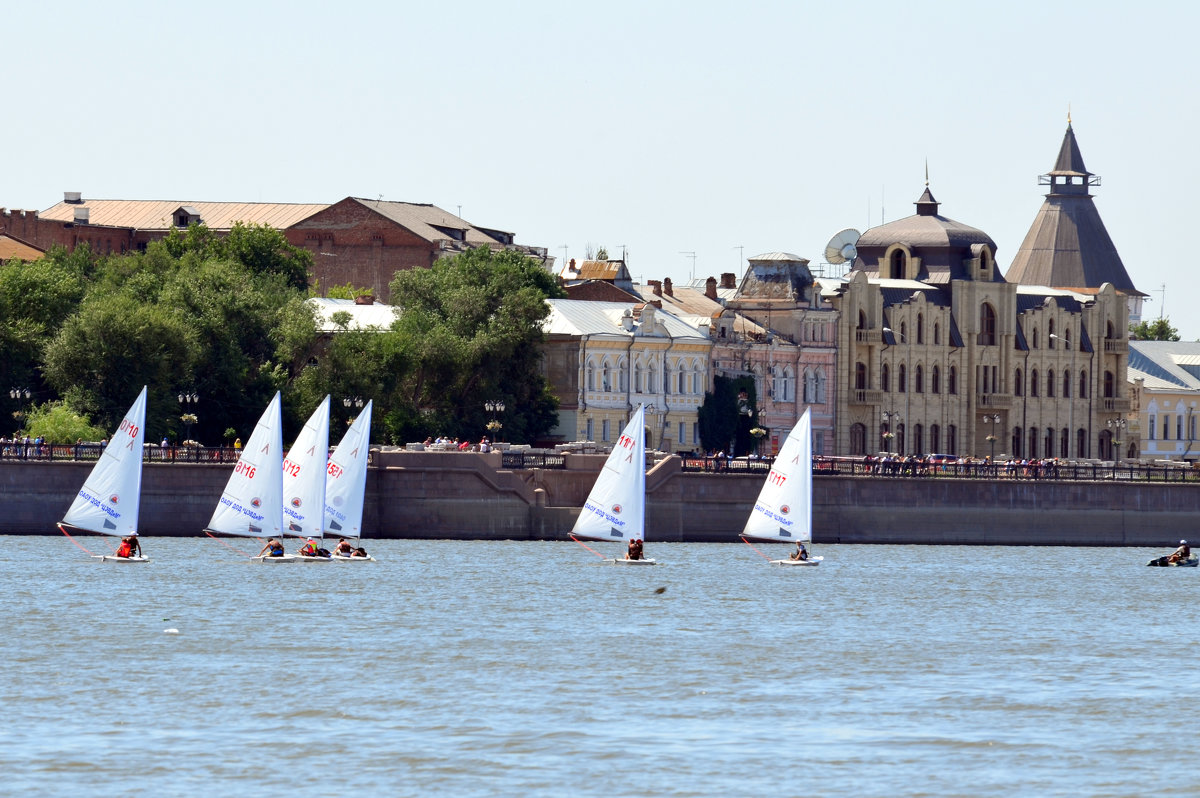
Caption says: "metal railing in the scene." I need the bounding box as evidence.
[0,443,243,464]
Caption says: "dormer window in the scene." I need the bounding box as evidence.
[890,249,906,279]
[174,206,202,227]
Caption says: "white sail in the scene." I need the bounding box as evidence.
[205,392,284,538]
[741,408,812,543]
[570,405,646,542]
[325,399,372,539]
[61,386,148,536]
[282,395,331,539]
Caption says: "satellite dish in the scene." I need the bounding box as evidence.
[825,228,861,264]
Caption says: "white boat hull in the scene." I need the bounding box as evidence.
[93,555,151,564]
[252,554,300,563]
[608,558,657,566]
[769,557,821,566]
[296,554,333,563]
[332,554,376,562]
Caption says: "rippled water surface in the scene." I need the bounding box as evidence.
[3,537,1198,797]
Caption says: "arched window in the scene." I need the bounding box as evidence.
[915,365,924,393]
[899,364,907,393]
[890,249,906,278]
[948,366,957,395]
[849,423,867,455]
[881,363,890,392]
[1107,320,1115,339]
[1047,369,1055,398]
[979,303,997,346]
[917,314,925,344]
[930,424,941,453]
[1060,428,1068,458]
[602,360,612,392]
[815,370,826,403]
[1079,370,1087,398]
[1076,428,1087,459]
[947,424,957,455]
[932,365,941,394]
[1030,369,1039,397]
[1048,319,1056,348]
[1029,427,1038,458]
[857,310,866,329]
[900,321,907,343]
[1012,426,1023,458]
[647,364,656,393]
[1104,371,1115,398]
[678,369,687,394]
[1014,369,1023,396]
[634,363,643,393]
[934,322,941,345]
[914,423,925,454]
[1063,370,1071,398]
[587,360,596,391]
[1032,327,1039,349]
[855,362,867,390]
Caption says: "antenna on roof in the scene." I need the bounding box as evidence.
[1158,283,1166,320]
[734,244,744,267]
[823,229,861,279]
[679,251,697,282]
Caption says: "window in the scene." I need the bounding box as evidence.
[1012,426,1023,458]
[857,310,866,329]
[1048,319,1056,348]
[602,362,612,392]
[930,424,941,453]
[855,362,867,390]
[587,363,595,391]
[1079,370,1087,398]
[634,364,643,393]
[1165,416,1171,440]
[914,424,925,454]
[1014,369,1023,396]
[1063,370,1070,398]
[949,366,957,395]
[934,322,941,345]
[932,365,941,394]
[1060,428,1068,458]
[1076,428,1086,459]
[679,422,686,445]
[1047,370,1055,398]
[1045,428,1054,457]
[916,365,924,393]
[1149,415,1157,440]
[890,249,906,278]
[979,303,997,345]
[602,419,610,442]
[1032,327,1039,349]
[586,418,594,441]
[881,363,890,392]
[1029,427,1038,458]
[947,424,957,455]
[899,364,907,393]
[850,423,867,455]
[917,314,924,344]
[1104,371,1115,398]
[678,370,687,394]
[1030,370,1039,397]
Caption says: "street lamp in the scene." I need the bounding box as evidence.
[881,411,900,454]
[9,387,31,433]
[1107,418,1127,463]
[178,392,199,445]
[343,396,364,425]
[1049,332,1076,458]
[485,399,505,441]
[883,326,909,454]
[983,413,1001,461]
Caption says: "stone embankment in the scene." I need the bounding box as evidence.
[4,450,1195,545]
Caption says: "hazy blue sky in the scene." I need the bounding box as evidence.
[8,1,1197,335]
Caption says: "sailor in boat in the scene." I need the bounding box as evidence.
[789,541,809,561]
[115,535,142,559]
[625,538,645,561]
[352,546,370,558]
[299,538,322,557]
[333,539,354,557]
[1168,539,1191,564]
[257,538,286,558]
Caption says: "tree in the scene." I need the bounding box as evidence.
[698,375,760,455]
[382,247,564,443]
[21,401,107,444]
[1130,318,1181,341]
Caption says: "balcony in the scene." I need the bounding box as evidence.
[850,389,883,405]
[1103,339,1129,354]
[976,393,1013,409]
[855,329,882,344]
[1102,397,1131,412]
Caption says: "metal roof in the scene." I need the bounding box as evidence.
[308,297,398,332]
[39,199,328,230]
[747,252,808,263]
[1127,341,1200,390]
[543,299,709,341]
[350,198,505,246]
[0,234,44,261]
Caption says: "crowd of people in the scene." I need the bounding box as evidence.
[423,436,492,452]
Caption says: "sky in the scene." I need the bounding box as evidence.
[7,1,1198,336]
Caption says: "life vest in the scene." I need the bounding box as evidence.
[116,542,132,557]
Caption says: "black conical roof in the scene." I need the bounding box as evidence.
[1048,123,1092,177]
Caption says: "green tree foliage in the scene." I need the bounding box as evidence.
[1130,317,1181,341]
[164,222,313,290]
[380,247,564,443]
[697,375,760,455]
[20,401,107,444]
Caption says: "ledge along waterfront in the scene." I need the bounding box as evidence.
[2,448,1198,545]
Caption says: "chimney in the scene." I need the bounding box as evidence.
[354,294,375,305]
[568,258,577,272]
[705,277,718,300]
[73,207,90,225]
[663,277,673,297]
[721,272,737,289]
[648,279,662,296]
[64,191,83,204]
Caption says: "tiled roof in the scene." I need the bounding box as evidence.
[39,199,328,230]
[0,234,44,261]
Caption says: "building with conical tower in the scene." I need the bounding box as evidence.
[825,160,1130,461]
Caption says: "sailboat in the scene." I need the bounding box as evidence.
[569,404,655,565]
[282,395,332,562]
[203,392,290,562]
[326,400,375,561]
[740,408,821,566]
[58,386,150,563]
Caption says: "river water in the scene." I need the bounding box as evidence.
[3,537,1196,797]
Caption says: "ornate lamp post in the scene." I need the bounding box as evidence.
[343,396,364,426]
[178,392,199,445]
[983,413,1001,461]
[1049,333,1076,458]
[881,411,900,454]
[750,426,767,458]
[1107,418,1127,463]
[485,399,505,442]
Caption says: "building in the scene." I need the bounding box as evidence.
[0,194,548,302]
[541,299,712,452]
[0,233,43,262]
[827,125,1131,461]
[1127,341,1200,462]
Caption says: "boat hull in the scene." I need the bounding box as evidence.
[252,554,300,564]
[93,555,151,564]
[332,555,376,562]
[769,558,821,566]
[296,554,333,563]
[608,558,657,566]
[1147,555,1199,567]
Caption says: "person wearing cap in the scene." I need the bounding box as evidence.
[1168,539,1191,564]
[115,535,141,558]
[298,537,321,557]
[789,541,809,561]
[625,538,644,560]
